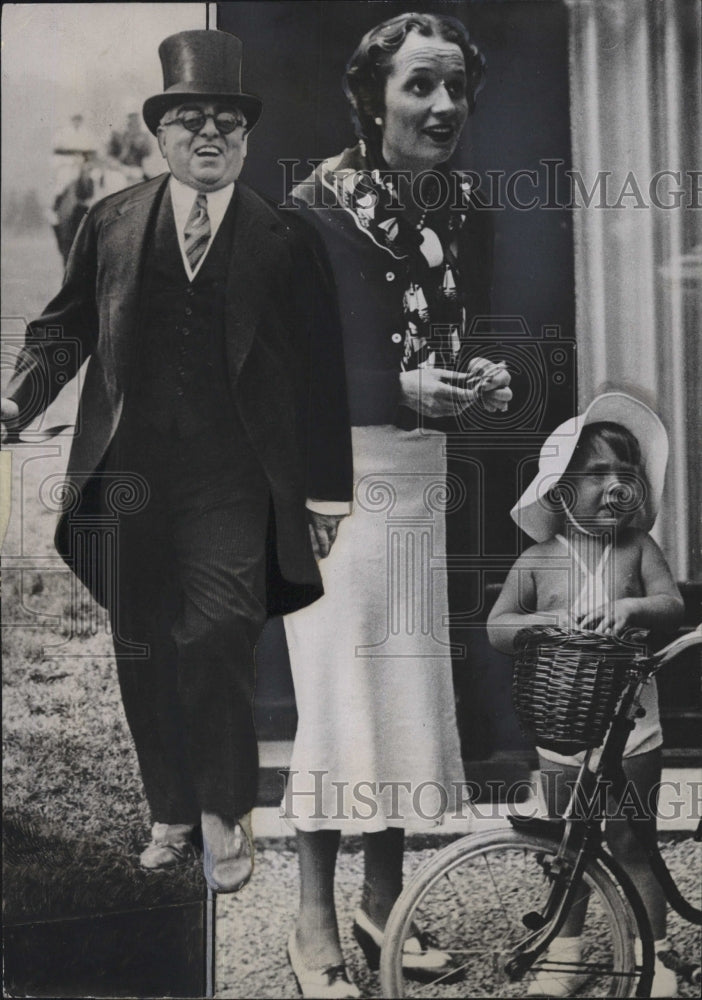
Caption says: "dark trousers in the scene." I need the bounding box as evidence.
[110,421,269,824]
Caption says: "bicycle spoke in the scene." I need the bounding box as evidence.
[381,832,644,998]
[481,846,522,935]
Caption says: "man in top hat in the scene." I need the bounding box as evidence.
[1,29,352,893]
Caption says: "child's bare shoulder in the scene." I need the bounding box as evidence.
[616,526,650,556]
[512,537,561,569]
[622,528,671,565]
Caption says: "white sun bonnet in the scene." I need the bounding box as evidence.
[511,393,669,542]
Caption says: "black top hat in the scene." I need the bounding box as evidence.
[143,30,262,135]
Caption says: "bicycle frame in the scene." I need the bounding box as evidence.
[500,626,702,985]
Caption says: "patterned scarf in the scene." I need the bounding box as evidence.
[321,144,474,372]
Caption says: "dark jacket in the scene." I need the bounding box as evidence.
[6,174,353,616]
[292,145,493,428]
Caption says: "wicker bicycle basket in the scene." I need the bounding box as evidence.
[512,627,646,754]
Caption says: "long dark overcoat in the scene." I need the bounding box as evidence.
[6,174,353,616]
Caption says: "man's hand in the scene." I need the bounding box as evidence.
[308,511,346,559]
[399,359,511,419]
[1,398,20,443]
[1,399,19,423]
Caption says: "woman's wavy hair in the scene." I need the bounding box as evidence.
[343,12,486,157]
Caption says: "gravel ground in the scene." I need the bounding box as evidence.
[215,834,701,999]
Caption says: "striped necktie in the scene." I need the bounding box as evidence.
[183,192,211,271]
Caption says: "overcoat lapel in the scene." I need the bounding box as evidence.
[100,175,167,390]
[224,184,285,383]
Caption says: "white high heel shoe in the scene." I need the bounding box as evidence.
[352,907,461,983]
[286,930,360,1000]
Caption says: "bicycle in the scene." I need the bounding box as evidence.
[380,625,702,997]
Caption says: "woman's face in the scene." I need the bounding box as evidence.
[381,31,469,172]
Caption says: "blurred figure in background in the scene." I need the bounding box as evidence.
[50,106,157,265]
[107,103,154,182]
[50,112,99,263]
[51,111,99,201]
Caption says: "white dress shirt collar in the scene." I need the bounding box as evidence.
[169,176,235,280]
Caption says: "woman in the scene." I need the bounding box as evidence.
[283,13,511,997]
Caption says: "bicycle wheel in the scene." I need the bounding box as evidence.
[381,827,650,998]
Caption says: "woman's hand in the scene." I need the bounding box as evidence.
[466,358,512,413]
[399,367,474,418]
[399,360,512,419]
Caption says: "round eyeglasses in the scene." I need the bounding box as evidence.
[160,110,246,135]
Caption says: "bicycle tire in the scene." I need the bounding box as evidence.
[380,827,654,998]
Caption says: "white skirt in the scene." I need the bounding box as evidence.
[283,426,466,833]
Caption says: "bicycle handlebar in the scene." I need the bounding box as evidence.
[638,624,702,670]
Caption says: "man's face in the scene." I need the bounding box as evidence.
[157,101,248,192]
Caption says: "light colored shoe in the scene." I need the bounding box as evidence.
[139,822,197,870]
[201,811,253,893]
[526,936,589,997]
[352,907,461,983]
[635,939,679,998]
[650,961,678,998]
[287,930,360,999]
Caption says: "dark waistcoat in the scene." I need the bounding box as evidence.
[128,185,239,440]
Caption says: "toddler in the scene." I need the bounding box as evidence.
[488,393,685,997]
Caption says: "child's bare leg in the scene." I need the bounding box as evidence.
[604,746,666,939]
[528,759,594,995]
[539,758,591,935]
